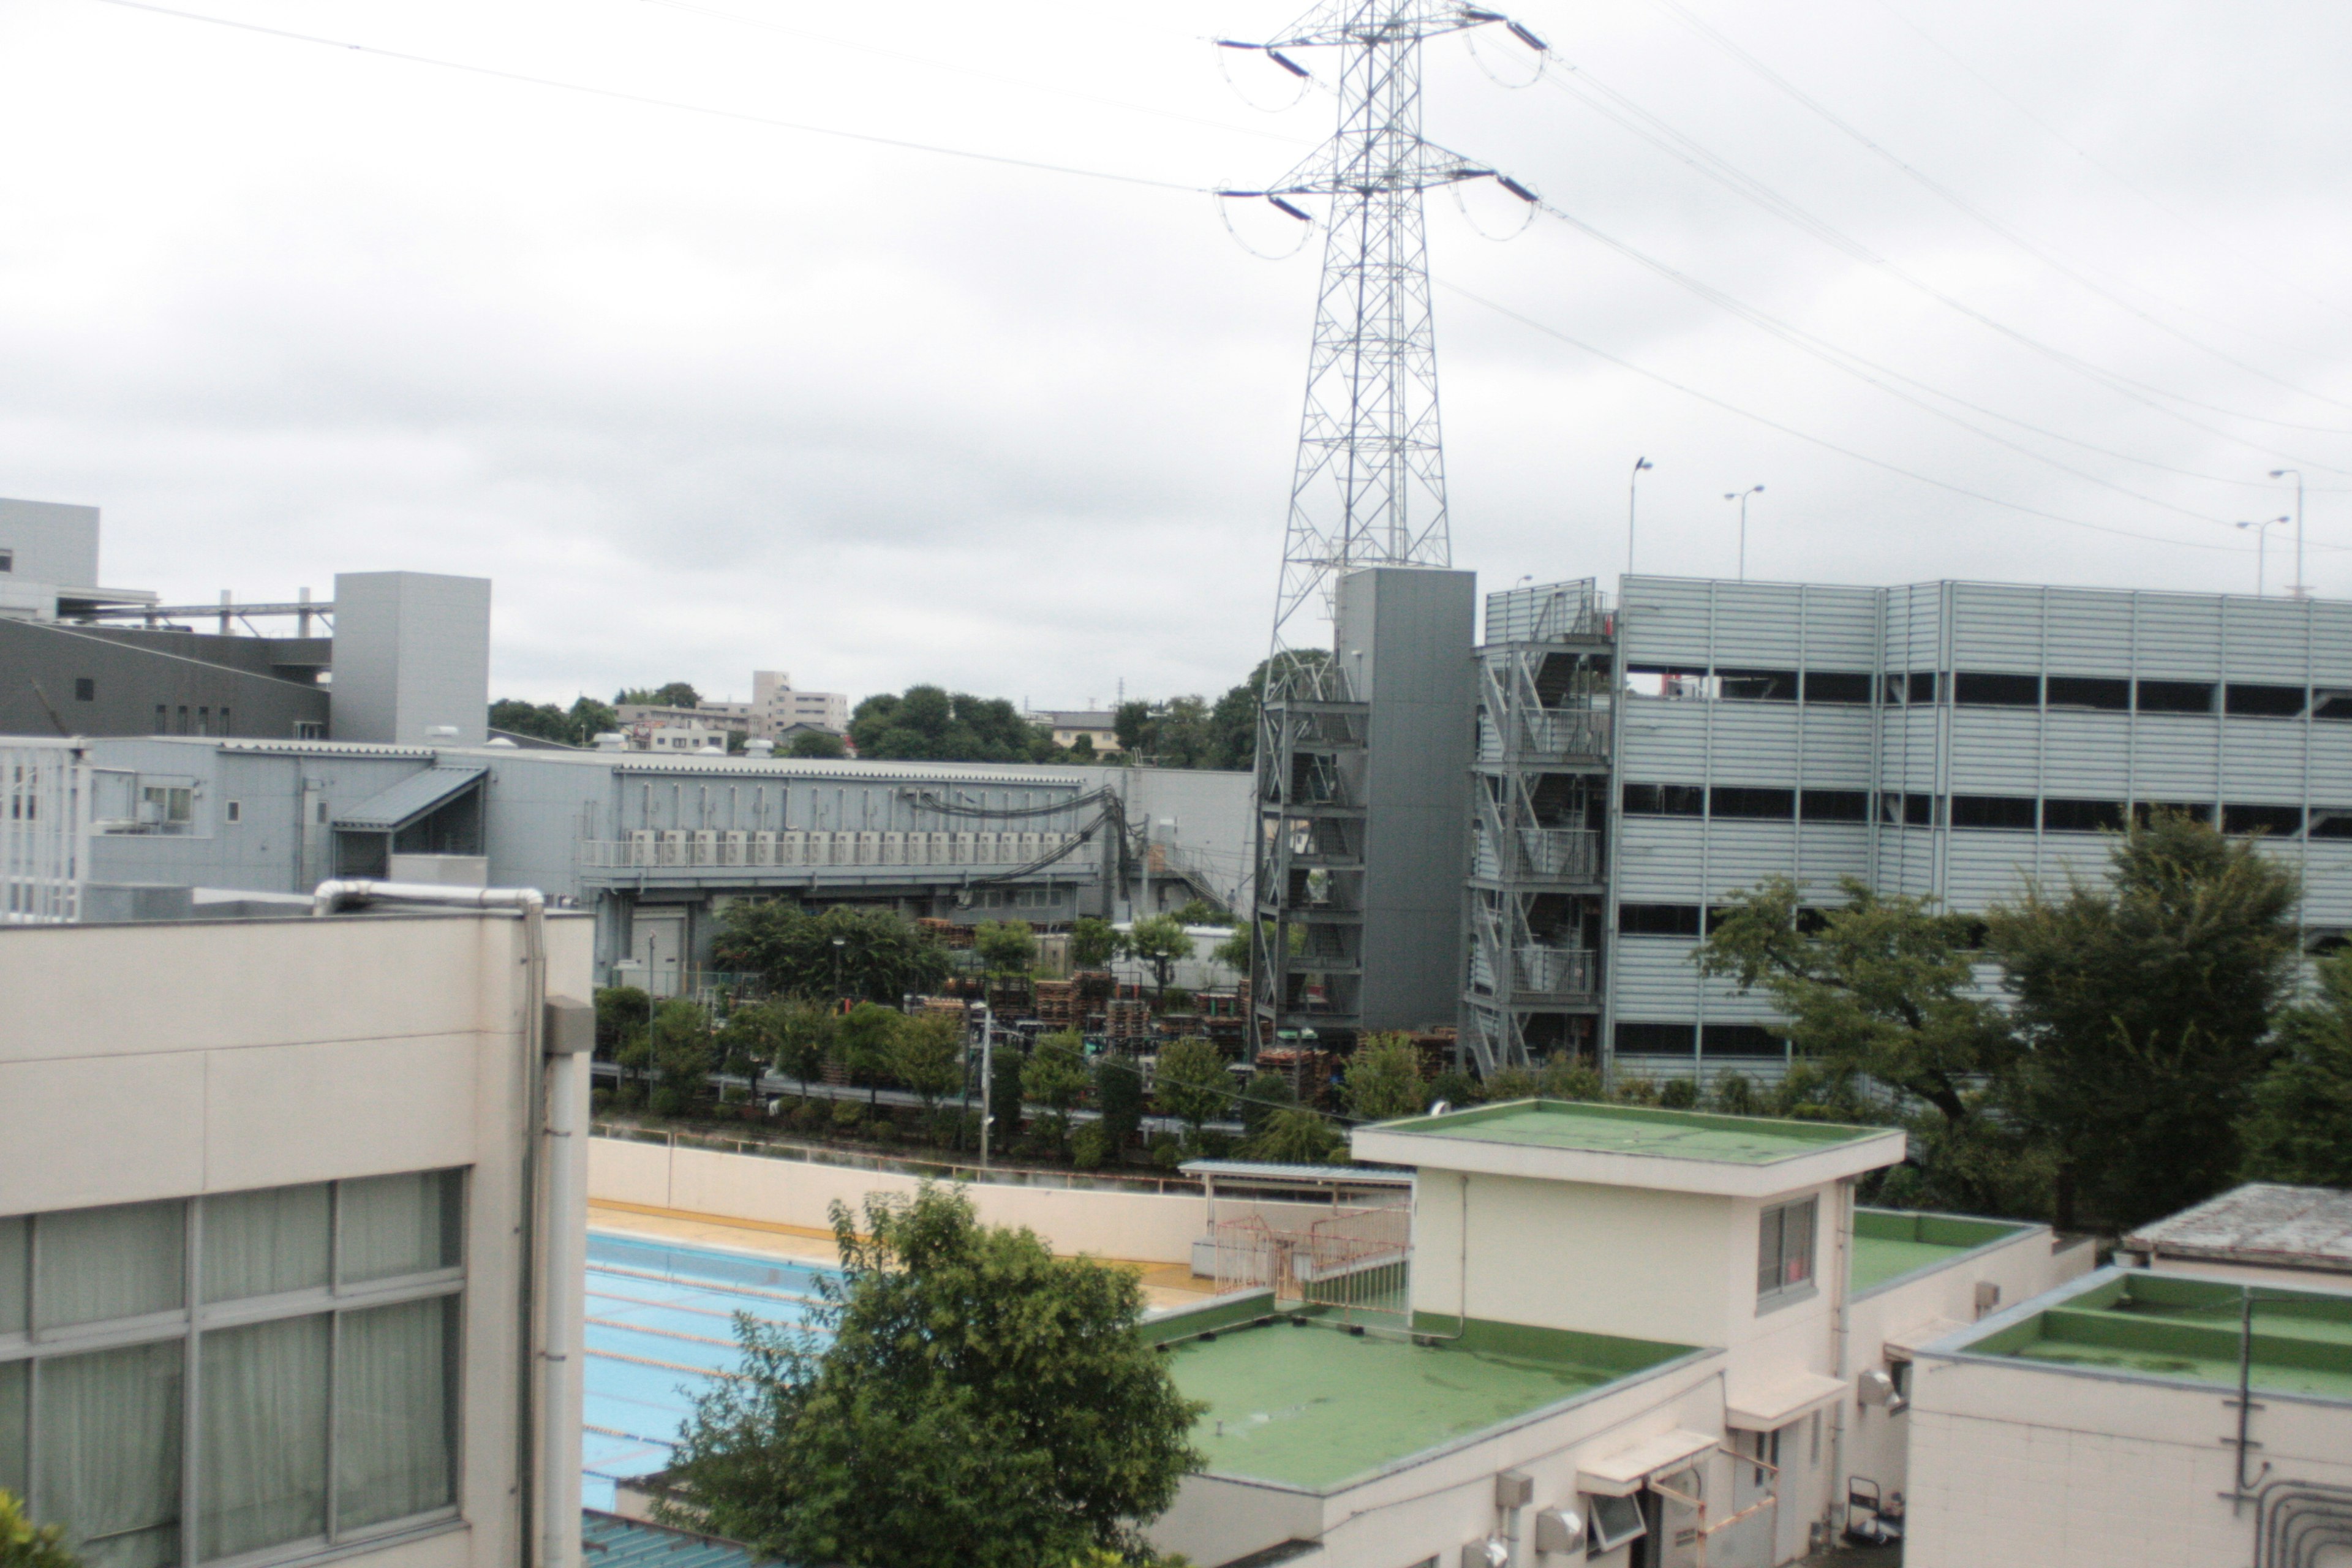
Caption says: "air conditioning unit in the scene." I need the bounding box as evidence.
[974,832,1000,864]
[691,830,719,866]
[722,831,747,865]
[881,831,907,865]
[751,830,777,865]
[1018,831,1043,861]
[657,830,688,866]
[952,832,976,865]
[629,829,657,866]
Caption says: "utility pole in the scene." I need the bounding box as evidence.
[1725,485,1763,581]
[2269,469,2306,598]
[1627,456,1653,578]
[2239,516,2288,597]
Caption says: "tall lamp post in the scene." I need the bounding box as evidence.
[2238,517,2289,597]
[1724,485,1763,581]
[1628,456,1654,577]
[831,935,846,1011]
[2267,469,2305,597]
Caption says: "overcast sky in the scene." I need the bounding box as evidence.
[6,0,2351,709]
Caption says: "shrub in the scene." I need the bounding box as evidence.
[590,1088,614,1115]
[649,1086,687,1117]
[1710,1072,1758,1115]
[1071,1122,1113,1170]
[1147,1133,1182,1169]
[831,1098,866,1129]
[1614,1076,1661,1106]
[612,1081,646,1112]
[1424,1068,1479,1110]
[790,1099,826,1132]
[1159,987,1194,1012]
[1657,1077,1699,1109]
[1483,1065,1541,1102]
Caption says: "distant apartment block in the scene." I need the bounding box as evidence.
[750,671,846,737]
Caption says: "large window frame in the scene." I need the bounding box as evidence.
[1755,1196,1818,1313]
[0,1173,467,1568]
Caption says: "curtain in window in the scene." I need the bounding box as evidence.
[336,1298,455,1531]
[0,1216,26,1334]
[198,1314,330,1559]
[34,1340,183,1568]
[337,1174,461,1285]
[33,1204,184,1330]
[202,1186,330,1303]
[0,1359,27,1497]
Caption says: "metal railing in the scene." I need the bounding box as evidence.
[580,829,1077,871]
[589,1121,1210,1195]
[1212,1204,1411,1325]
[1515,944,1599,996]
[3,740,89,925]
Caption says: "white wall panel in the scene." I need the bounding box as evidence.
[1705,704,1803,782]
[1619,576,1720,663]
[1702,820,1800,890]
[1616,818,1708,897]
[2219,721,2310,797]
[2128,718,2220,797]
[2041,589,2138,676]
[1795,825,1872,888]
[1798,710,1874,783]
[2040,713,2134,794]
[1795,584,1882,667]
[1948,584,2045,670]
[1618,699,1713,776]
[1942,836,2041,910]
[1945,712,2044,791]
[2131,595,2225,678]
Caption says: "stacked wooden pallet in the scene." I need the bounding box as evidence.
[1033,979,1079,1028]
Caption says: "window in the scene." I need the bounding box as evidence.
[224,802,242,825]
[1950,794,2037,831]
[2310,810,2352,840]
[2224,803,2304,837]
[1879,793,1937,827]
[1709,786,1795,820]
[176,707,190,735]
[1586,1493,1647,1555]
[1614,1022,1696,1057]
[74,679,94,703]
[1624,665,1711,699]
[1757,1196,1817,1308]
[1953,672,2040,707]
[2226,683,2306,718]
[1801,671,1872,705]
[295,722,326,742]
[0,549,12,572]
[2043,797,2125,833]
[1800,790,1869,823]
[2046,676,2130,710]
[1703,1023,1784,1058]
[1907,672,1939,704]
[1618,903,1701,937]
[0,1174,464,1568]
[2137,679,2214,714]
[1718,668,1797,702]
[2316,689,2352,722]
[141,785,194,834]
[1623,783,1703,817]
[154,706,168,735]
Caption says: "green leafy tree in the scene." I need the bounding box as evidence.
[1699,875,2024,1214]
[2240,947,2352,1186]
[1245,1106,1344,1164]
[0,1491,79,1568]
[666,1185,1203,1567]
[617,682,703,708]
[1114,701,1152,755]
[1123,915,1193,1001]
[1343,1033,1426,1122]
[990,1038,1029,1145]
[1153,1038,1229,1142]
[1094,1054,1145,1150]
[712,903,950,1005]
[974,919,1039,976]
[1210,925,1253,973]
[1235,1071,1297,1138]
[771,1000,835,1096]
[716,1001,785,1104]
[595,984,651,1056]
[1022,1030,1093,1145]
[1424,1068,1480,1110]
[1170,899,1228,927]
[1993,810,2302,1231]
[785,729,848,759]
[488,698,574,743]
[850,685,1055,764]
[891,1010,967,1115]
[1070,916,1121,971]
[649,998,716,1114]
[835,1003,902,1109]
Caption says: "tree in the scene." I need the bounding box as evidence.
[1343,1033,1425,1122]
[990,1038,1029,1145]
[489,695,617,747]
[648,998,715,1115]
[1992,810,2301,1232]
[0,1491,80,1568]
[1094,1054,1144,1150]
[1070,916,1120,971]
[771,1000,835,1095]
[1153,1038,1229,1141]
[1700,875,2025,1215]
[666,1185,1202,1568]
[1246,1106,1344,1164]
[1235,1071,1297,1138]
[1114,701,1152,755]
[712,903,950,1005]
[1171,899,1228,928]
[1123,915,1193,1001]
[1022,1030,1092,1144]
[716,1001,785,1104]
[834,1003,901,1110]
[891,1011,967,1115]
[974,919,1038,976]
[617,682,702,708]
[786,729,848,758]
[850,685,1055,764]
[1210,925,1253,973]
[2240,946,2352,1187]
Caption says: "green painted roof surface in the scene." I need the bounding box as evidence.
[1850,1209,2029,1292]
[1168,1319,1679,1490]
[1967,1273,2352,1401]
[1851,1234,1966,1291]
[1377,1101,1885,1163]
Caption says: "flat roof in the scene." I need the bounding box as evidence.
[1351,1101,1904,1199]
[1851,1208,2033,1294]
[1935,1270,2352,1403]
[1163,1314,1695,1491]
[2124,1183,2352,1273]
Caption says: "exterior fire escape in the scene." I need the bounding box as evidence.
[1253,660,1369,1050]
[1461,581,1614,1075]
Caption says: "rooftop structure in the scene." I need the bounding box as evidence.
[1850,1208,2030,1294]
[2120,1181,2352,1280]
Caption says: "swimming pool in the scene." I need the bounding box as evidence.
[582,1232,834,1509]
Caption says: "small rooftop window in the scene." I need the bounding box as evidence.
[0,548,12,572]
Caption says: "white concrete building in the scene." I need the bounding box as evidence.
[1,892,593,1568]
[750,672,846,739]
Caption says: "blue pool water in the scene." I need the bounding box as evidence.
[582,1231,834,1509]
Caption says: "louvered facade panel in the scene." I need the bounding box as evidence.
[2300,844,2352,924]
[2223,599,2318,677]
[2218,721,2311,797]
[1616,819,1707,899]
[1705,704,1803,783]
[1877,710,1944,790]
[1703,581,1811,665]
[2041,589,2139,676]
[1612,938,1702,1019]
[1948,583,2047,671]
[1797,584,1882,666]
[1886,584,1945,670]
[2129,718,2222,797]
[2307,726,2352,792]
[1617,698,1713,777]
[1700,821,1800,891]
[1794,825,1871,888]
[1873,830,1939,898]
[1942,835,2040,910]
[1946,711,2044,791]
[2039,712,2134,794]
[1797,711,1874,783]
[1619,576,1722,663]
[2131,595,2226,678]
[2309,608,2352,686]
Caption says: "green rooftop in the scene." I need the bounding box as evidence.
[1851,1208,2029,1293]
[1378,1101,1888,1164]
[1961,1272,2352,1401]
[1163,1314,1694,1490]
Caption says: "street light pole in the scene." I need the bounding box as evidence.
[2269,469,2306,597]
[977,1003,994,1170]
[1628,456,1653,577]
[2238,517,2289,597]
[831,935,846,1011]
[1724,485,1763,581]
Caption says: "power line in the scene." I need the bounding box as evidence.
[80,0,1213,194]
[1646,0,2352,427]
[1437,280,2270,557]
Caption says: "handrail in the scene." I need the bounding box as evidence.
[589,1121,1210,1196]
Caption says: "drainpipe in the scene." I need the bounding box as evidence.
[1827,1176,1855,1548]
[312,880,579,1568]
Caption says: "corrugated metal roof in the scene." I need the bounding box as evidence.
[581,1511,773,1568]
[1181,1159,1412,1186]
[332,765,486,832]
[2123,1182,2352,1270]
